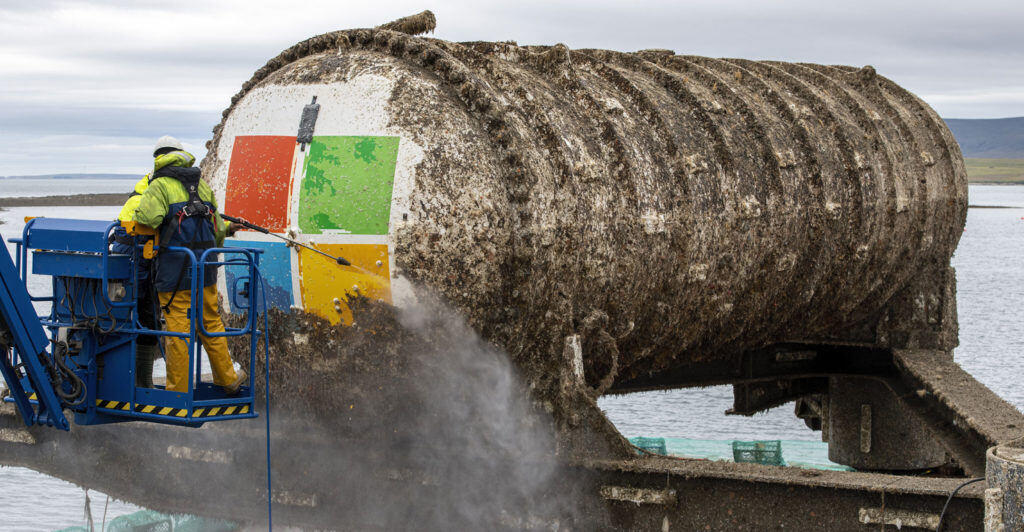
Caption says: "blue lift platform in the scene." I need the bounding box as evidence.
[0,217,267,430]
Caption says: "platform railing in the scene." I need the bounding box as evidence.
[9,221,262,423]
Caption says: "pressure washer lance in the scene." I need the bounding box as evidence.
[221,214,352,266]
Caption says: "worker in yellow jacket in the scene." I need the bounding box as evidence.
[133,136,246,394]
[112,138,179,388]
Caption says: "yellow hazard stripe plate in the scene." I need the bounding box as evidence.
[133,403,187,418]
[190,404,251,418]
[94,399,251,419]
[94,399,131,411]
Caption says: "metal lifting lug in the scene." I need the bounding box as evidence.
[296,95,320,151]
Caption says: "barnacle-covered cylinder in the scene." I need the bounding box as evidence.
[203,27,967,398]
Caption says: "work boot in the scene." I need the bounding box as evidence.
[135,344,157,388]
[224,368,247,396]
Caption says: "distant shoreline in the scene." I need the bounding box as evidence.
[965,158,1024,184]
[0,192,1019,211]
[0,174,137,180]
[0,193,128,208]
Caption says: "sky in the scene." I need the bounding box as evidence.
[1,0,1023,176]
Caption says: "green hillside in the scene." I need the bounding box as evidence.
[964,158,1024,184]
[0,173,136,179]
[945,117,1024,159]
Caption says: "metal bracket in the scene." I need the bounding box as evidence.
[599,485,677,506]
[297,96,320,152]
[858,507,939,529]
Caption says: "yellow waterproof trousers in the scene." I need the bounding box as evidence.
[158,284,238,393]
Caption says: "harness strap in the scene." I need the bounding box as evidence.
[180,179,212,218]
[150,164,219,311]
[158,210,187,313]
[157,234,218,312]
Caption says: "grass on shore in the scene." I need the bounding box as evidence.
[965,158,1024,184]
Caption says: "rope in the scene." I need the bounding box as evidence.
[936,477,984,531]
[100,494,109,532]
[580,310,620,397]
[591,329,619,397]
[84,489,94,531]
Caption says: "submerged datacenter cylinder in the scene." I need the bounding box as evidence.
[203,27,967,401]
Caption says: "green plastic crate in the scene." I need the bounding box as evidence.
[732,440,785,466]
[629,436,668,456]
[55,510,237,532]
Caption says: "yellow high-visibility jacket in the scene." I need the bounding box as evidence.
[120,151,199,222]
[118,176,149,222]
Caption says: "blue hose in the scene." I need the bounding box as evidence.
[252,266,273,530]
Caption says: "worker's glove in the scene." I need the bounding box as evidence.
[226,222,244,237]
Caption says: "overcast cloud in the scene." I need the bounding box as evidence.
[2,0,1023,175]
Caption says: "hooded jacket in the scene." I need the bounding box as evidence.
[134,150,229,292]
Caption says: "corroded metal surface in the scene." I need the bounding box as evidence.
[0,401,988,531]
[986,441,1024,531]
[586,457,986,531]
[202,25,968,422]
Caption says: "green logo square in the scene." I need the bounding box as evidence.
[298,136,400,235]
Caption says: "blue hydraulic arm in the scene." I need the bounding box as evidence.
[0,235,70,430]
[2,218,263,431]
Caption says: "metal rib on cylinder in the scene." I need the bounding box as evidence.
[201,27,967,408]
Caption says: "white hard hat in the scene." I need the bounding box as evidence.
[153,135,183,156]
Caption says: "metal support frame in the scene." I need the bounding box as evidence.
[606,343,1024,476]
[583,459,986,531]
[1,218,266,429]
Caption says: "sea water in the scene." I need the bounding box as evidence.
[0,178,134,198]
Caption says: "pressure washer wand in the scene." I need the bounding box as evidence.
[221,214,351,266]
